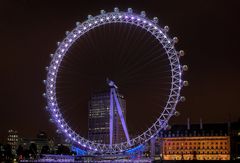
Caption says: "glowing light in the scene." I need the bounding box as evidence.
[58,54,61,58]
[137,18,140,21]
[154,26,157,29]
[94,21,97,24]
[55,60,59,64]
[50,91,53,94]
[69,39,72,42]
[51,103,54,106]
[83,27,86,30]
[100,18,103,22]
[68,134,71,137]
[131,16,134,20]
[78,30,81,34]
[78,141,80,144]
[73,34,77,38]
[64,44,68,47]
[50,85,53,88]
[61,125,64,128]
[53,66,56,69]
[125,16,128,19]
[143,20,146,23]
[61,49,64,52]
[64,129,67,133]
[55,114,58,117]
[113,16,116,19]
[51,78,53,81]
[58,120,60,123]
[51,97,54,100]
[149,23,152,26]
[89,23,92,27]
[53,109,56,112]
[119,15,122,18]
[52,72,55,75]
[106,17,109,20]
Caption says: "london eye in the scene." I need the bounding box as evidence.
[43,7,188,154]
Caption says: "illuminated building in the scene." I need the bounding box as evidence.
[157,122,230,160]
[88,91,126,144]
[7,129,19,152]
[230,120,240,160]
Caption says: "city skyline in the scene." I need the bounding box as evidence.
[0,0,240,140]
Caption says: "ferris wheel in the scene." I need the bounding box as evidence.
[43,7,188,154]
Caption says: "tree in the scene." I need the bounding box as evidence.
[4,144,13,160]
[29,143,37,158]
[16,145,24,160]
[41,145,50,154]
[57,144,70,155]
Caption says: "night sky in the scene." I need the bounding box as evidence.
[1,0,240,140]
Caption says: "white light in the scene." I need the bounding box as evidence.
[119,15,122,18]
[113,16,115,19]
[51,103,54,106]
[69,39,72,42]
[131,16,134,19]
[125,16,128,18]
[137,18,140,21]
[154,26,157,29]
[89,23,92,26]
[143,20,146,23]
[73,34,76,38]
[149,23,152,26]
[50,84,53,88]
[64,44,68,47]
[78,30,81,34]
[58,54,61,58]
[55,60,59,64]
[68,134,71,137]
[100,18,103,22]
[58,120,60,123]
[51,97,54,100]
[83,144,86,147]
[164,35,167,38]
[83,27,86,30]
[61,125,64,128]
[106,17,109,20]
[64,129,67,133]
[73,138,76,141]
[61,49,64,52]
[51,78,53,81]
[78,141,80,144]
[50,91,53,94]
[52,72,55,75]
[159,30,163,34]
[168,40,171,43]
[55,114,58,117]
[94,21,97,24]
[53,66,56,69]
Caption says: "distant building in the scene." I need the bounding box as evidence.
[88,90,126,144]
[155,122,230,160]
[7,129,19,153]
[19,131,54,154]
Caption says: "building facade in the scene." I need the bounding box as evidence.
[88,90,126,144]
[155,123,231,160]
[7,129,19,153]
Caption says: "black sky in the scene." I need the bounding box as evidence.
[0,0,240,139]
